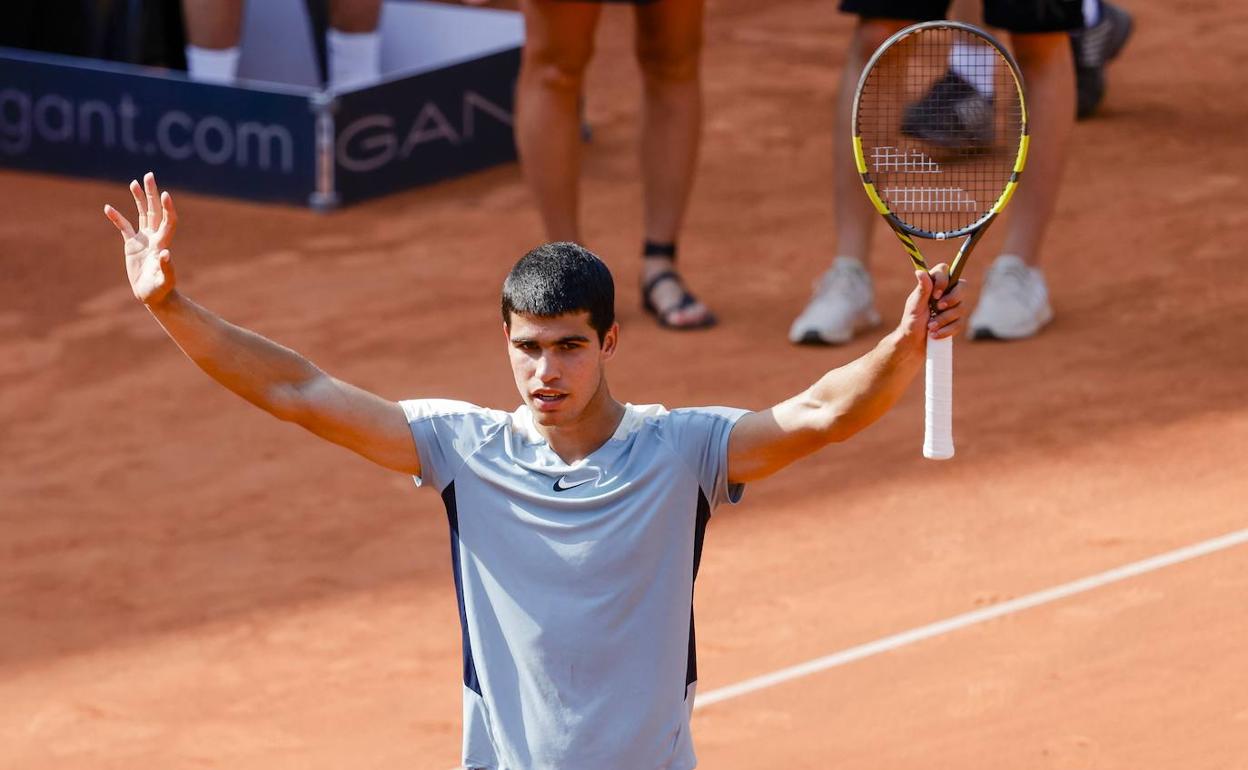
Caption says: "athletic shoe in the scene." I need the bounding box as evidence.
[789,258,881,345]
[967,255,1053,340]
[1071,2,1135,119]
[900,72,994,151]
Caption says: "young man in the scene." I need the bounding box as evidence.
[104,173,965,769]
[792,0,1082,345]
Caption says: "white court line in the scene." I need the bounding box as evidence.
[693,526,1248,709]
[446,527,1248,767]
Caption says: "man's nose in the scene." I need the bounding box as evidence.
[535,352,559,383]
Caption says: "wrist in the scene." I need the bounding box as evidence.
[145,288,182,313]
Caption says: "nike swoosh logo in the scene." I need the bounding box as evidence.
[552,476,593,492]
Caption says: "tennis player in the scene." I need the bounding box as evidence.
[105,173,965,770]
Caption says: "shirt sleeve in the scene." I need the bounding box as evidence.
[664,406,750,509]
[399,399,500,492]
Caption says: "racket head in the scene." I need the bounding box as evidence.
[852,22,1028,244]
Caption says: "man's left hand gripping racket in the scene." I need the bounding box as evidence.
[852,21,1028,459]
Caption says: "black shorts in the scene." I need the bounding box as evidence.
[839,0,1087,33]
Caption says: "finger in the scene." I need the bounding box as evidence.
[928,262,951,300]
[104,204,136,240]
[913,269,934,304]
[129,180,147,231]
[933,279,966,311]
[929,302,967,337]
[157,248,172,264]
[157,190,178,244]
[144,172,162,230]
[929,314,966,339]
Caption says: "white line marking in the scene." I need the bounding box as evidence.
[693,527,1248,709]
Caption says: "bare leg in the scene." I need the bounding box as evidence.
[182,0,243,49]
[999,32,1074,266]
[832,18,908,268]
[634,0,712,327]
[515,0,601,242]
[790,17,910,345]
[947,0,982,24]
[330,0,382,32]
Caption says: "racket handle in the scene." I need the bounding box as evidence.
[923,334,955,460]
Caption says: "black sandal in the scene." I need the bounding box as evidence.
[641,269,718,330]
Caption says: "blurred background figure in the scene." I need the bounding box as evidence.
[516,0,716,330]
[915,0,1134,121]
[182,0,383,88]
[1,0,186,68]
[1071,2,1133,119]
[792,0,1130,346]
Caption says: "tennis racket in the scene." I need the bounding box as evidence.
[852,21,1028,460]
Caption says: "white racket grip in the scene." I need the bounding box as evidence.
[923,334,954,460]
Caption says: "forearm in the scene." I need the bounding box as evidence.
[147,290,324,419]
[798,326,925,443]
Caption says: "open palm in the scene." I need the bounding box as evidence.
[104,172,179,305]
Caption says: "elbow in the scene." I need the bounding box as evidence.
[810,399,872,445]
[264,383,310,425]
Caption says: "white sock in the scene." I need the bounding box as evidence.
[185,45,240,84]
[1084,0,1101,28]
[948,42,996,97]
[327,28,381,90]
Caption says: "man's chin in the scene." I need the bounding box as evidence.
[531,409,566,426]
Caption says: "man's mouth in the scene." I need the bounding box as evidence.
[532,390,568,408]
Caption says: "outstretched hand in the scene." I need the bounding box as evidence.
[899,264,966,346]
[104,172,179,306]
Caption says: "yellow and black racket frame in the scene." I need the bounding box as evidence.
[851,20,1029,285]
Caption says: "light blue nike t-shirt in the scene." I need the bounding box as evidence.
[400,400,748,770]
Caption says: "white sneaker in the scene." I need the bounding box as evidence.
[967,255,1053,340]
[789,257,881,345]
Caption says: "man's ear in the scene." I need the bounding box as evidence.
[600,322,620,360]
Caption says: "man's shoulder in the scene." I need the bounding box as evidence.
[399,399,514,430]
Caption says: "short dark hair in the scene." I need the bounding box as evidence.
[501,242,615,342]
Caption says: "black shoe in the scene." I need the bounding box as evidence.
[1071,1,1134,119]
[901,72,994,152]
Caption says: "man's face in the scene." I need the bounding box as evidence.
[505,311,618,428]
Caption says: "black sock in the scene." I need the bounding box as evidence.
[643,240,677,261]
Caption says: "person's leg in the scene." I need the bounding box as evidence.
[831,18,907,266]
[633,0,713,328]
[1071,0,1133,119]
[790,16,907,345]
[998,32,1074,267]
[966,26,1073,339]
[515,0,602,243]
[330,0,381,31]
[327,0,383,89]
[182,0,243,83]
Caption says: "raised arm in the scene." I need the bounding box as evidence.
[726,269,965,483]
[104,172,420,476]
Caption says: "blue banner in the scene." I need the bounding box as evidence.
[332,47,519,205]
[0,48,317,204]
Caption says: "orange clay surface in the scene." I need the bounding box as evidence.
[3,1,1248,768]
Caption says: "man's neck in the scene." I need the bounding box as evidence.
[537,388,626,465]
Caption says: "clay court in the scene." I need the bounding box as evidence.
[3,0,1247,767]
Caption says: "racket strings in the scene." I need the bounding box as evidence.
[858,28,1023,236]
